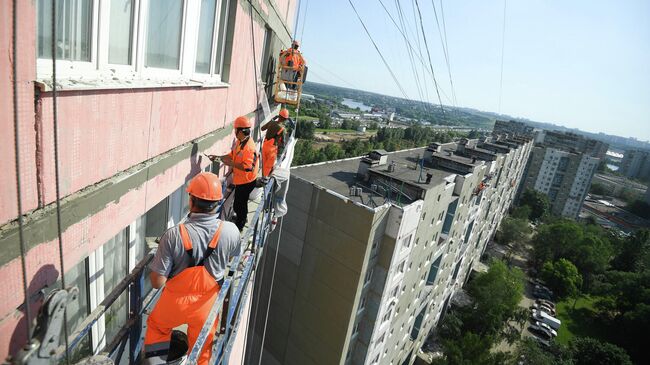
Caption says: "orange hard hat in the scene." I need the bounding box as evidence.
[187,172,223,201]
[234,116,252,129]
[279,109,290,119]
[292,40,300,47]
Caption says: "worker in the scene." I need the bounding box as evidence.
[209,116,259,231]
[144,172,241,365]
[261,108,290,177]
[279,40,306,90]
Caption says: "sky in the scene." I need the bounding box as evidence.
[294,0,650,141]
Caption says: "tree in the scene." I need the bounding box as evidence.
[295,120,315,140]
[510,338,556,365]
[511,205,532,220]
[464,260,525,336]
[627,200,650,219]
[569,337,632,365]
[532,220,584,268]
[589,182,607,195]
[611,229,650,272]
[519,189,550,221]
[496,217,531,246]
[540,259,582,300]
[440,332,506,365]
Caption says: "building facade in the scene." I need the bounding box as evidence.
[619,149,650,181]
[1,0,297,360]
[518,128,608,219]
[251,135,533,365]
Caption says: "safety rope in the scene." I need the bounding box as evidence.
[12,0,34,344]
[50,2,71,363]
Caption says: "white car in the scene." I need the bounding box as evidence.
[534,321,557,337]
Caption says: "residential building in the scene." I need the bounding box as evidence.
[619,149,650,181]
[0,0,297,361]
[492,120,534,138]
[512,126,609,219]
[248,135,533,365]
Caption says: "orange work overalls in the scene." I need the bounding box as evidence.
[144,223,223,365]
[262,126,284,177]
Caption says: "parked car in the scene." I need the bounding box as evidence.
[533,289,553,301]
[534,321,557,337]
[531,309,561,330]
[530,303,556,316]
[532,336,551,348]
[528,324,554,341]
[535,299,556,310]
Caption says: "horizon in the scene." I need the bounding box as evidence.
[303,81,649,143]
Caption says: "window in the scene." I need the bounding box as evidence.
[401,234,412,249]
[37,0,93,62]
[397,261,405,274]
[108,0,134,65]
[358,295,367,311]
[145,0,183,69]
[36,0,234,83]
[364,268,374,285]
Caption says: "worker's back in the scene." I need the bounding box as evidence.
[150,214,241,282]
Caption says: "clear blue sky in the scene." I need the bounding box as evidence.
[295,0,650,141]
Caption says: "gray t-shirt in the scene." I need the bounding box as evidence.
[149,213,241,282]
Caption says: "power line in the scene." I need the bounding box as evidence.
[413,0,445,113]
[498,0,507,113]
[377,0,424,102]
[430,0,457,106]
[299,0,310,43]
[347,0,410,100]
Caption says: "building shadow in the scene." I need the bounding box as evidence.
[8,264,60,358]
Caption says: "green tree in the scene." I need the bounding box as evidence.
[519,189,550,221]
[541,259,583,300]
[569,337,632,365]
[627,200,650,219]
[589,182,607,195]
[496,217,531,246]
[440,332,506,365]
[464,260,525,336]
[611,229,650,272]
[295,120,315,140]
[511,205,532,220]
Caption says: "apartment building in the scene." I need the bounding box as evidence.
[619,149,650,181]
[519,129,608,219]
[493,120,534,138]
[249,135,533,365]
[0,0,297,360]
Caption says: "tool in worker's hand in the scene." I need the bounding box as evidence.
[204,153,220,162]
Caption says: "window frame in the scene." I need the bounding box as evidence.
[36,0,232,86]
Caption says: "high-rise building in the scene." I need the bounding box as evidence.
[492,120,534,138]
[619,149,650,181]
[249,136,533,365]
[0,0,298,361]
[519,129,608,218]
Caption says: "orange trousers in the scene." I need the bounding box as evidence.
[262,138,278,177]
[144,267,220,365]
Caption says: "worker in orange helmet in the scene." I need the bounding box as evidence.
[261,108,291,177]
[144,172,241,365]
[279,40,306,90]
[209,116,259,231]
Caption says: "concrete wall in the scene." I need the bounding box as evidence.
[0,0,296,358]
[257,176,381,365]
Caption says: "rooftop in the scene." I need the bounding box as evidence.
[292,148,455,208]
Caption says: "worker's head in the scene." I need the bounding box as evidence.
[187,172,222,213]
[291,40,300,49]
[279,108,290,120]
[233,116,252,141]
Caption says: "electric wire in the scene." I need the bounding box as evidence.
[51,1,71,363]
[347,0,410,100]
[12,0,34,344]
[498,0,507,113]
[430,0,457,106]
[299,0,310,43]
[413,0,445,113]
[377,0,425,103]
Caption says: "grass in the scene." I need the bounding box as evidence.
[554,295,609,345]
